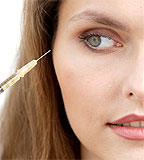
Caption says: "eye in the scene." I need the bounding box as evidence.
[78,32,123,54]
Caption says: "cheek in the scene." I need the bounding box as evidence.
[52,35,122,153]
[58,66,113,124]
[53,49,118,135]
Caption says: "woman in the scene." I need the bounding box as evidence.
[1,0,144,159]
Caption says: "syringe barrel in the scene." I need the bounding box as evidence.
[0,60,37,94]
[17,60,37,77]
[0,73,20,93]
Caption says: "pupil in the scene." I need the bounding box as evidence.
[88,36,101,47]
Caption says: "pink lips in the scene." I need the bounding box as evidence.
[111,113,144,124]
[107,113,144,140]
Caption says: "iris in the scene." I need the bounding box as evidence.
[88,35,101,47]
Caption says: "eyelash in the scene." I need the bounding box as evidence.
[78,32,123,54]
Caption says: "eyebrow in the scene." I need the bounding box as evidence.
[69,10,130,32]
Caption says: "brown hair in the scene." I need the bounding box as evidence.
[0,0,80,159]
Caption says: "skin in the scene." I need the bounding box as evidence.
[52,0,144,159]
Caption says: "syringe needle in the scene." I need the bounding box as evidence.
[36,50,51,62]
[17,50,51,77]
[0,50,51,94]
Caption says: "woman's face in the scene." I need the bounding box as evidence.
[53,0,144,159]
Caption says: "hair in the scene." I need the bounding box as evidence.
[0,0,81,159]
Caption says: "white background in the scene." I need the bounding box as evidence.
[0,1,23,109]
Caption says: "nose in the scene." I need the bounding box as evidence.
[123,54,144,102]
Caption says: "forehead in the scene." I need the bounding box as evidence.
[59,0,144,34]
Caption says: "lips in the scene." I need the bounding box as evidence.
[109,113,144,124]
[107,113,144,140]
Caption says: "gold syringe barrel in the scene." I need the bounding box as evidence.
[0,50,51,94]
[0,60,37,94]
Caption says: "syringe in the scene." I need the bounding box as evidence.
[0,50,51,94]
